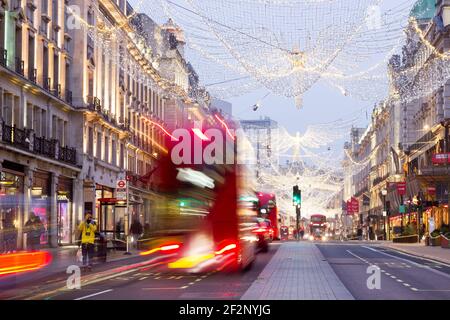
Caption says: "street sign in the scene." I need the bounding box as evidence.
[432,153,450,165]
[427,186,436,196]
[397,182,406,196]
[116,180,128,201]
[347,200,353,214]
[351,197,359,214]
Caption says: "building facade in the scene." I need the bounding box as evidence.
[342,0,450,240]
[0,0,213,250]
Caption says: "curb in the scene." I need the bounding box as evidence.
[383,244,450,266]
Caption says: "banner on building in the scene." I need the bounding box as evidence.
[350,197,359,214]
[432,153,450,165]
[397,182,407,196]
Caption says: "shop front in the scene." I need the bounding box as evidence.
[31,171,51,247]
[57,176,73,245]
[423,206,449,233]
[0,163,24,252]
[95,185,117,241]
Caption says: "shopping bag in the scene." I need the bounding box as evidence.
[76,247,83,263]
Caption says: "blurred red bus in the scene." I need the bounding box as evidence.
[309,214,327,241]
[139,114,258,272]
[256,192,279,240]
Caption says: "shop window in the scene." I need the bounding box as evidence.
[31,171,51,246]
[57,176,73,245]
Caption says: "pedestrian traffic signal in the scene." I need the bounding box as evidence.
[293,185,301,205]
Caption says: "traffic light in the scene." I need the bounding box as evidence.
[293,186,301,206]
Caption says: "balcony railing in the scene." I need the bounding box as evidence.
[65,90,73,105]
[59,145,77,165]
[15,57,24,76]
[29,68,37,83]
[52,83,62,98]
[372,175,389,187]
[1,122,31,150]
[43,77,51,91]
[87,96,102,112]
[33,135,57,158]
[0,48,7,67]
[1,122,78,166]
[87,97,130,131]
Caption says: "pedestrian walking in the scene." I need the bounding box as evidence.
[3,220,18,253]
[299,227,305,240]
[24,213,45,251]
[77,212,97,268]
[130,219,143,248]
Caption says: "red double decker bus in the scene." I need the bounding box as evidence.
[139,113,258,273]
[309,214,328,241]
[256,192,279,240]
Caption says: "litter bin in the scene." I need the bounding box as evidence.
[93,232,107,264]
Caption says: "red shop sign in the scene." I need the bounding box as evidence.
[432,153,450,165]
[347,200,353,214]
[427,186,436,195]
[397,182,407,196]
[351,197,359,214]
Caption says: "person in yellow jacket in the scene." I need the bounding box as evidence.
[78,212,97,267]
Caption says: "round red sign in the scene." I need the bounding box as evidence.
[117,180,126,188]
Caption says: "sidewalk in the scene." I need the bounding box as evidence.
[383,242,450,265]
[241,242,354,300]
[0,246,140,289]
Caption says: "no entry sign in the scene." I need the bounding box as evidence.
[116,180,127,201]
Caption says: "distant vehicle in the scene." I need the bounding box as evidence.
[309,214,328,241]
[280,226,289,241]
[253,218,272,253]
[256,192,279,240]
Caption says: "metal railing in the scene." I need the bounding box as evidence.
[52,83,62,98]
[29,68,37,83]
[58,145,77,165]
[43,77,52,91]
[15,57,24,76]
[0,48,7,67]
[65,90,73,105]
[1,122,31,150]
[33,135,57,158]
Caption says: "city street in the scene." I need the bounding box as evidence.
[2,0,450,306]
[1,241,449,300]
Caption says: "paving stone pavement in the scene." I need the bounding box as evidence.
[241,242,354,300]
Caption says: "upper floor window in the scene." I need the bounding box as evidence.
[42,0,48,15]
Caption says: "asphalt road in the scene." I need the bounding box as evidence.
[317,243,450,300]
[24,243,281,300]
[2,242,450,300]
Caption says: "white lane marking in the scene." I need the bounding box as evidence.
[396,279,404,283]
[378,247,450,268]
[142,287,181,290]
[346,250,369,264]
[139,277,148,281]
[74,289,113,300]
[403,283,411,287]
[361,246,450,280]
[411,288,418,292]
[385,273,391,276]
